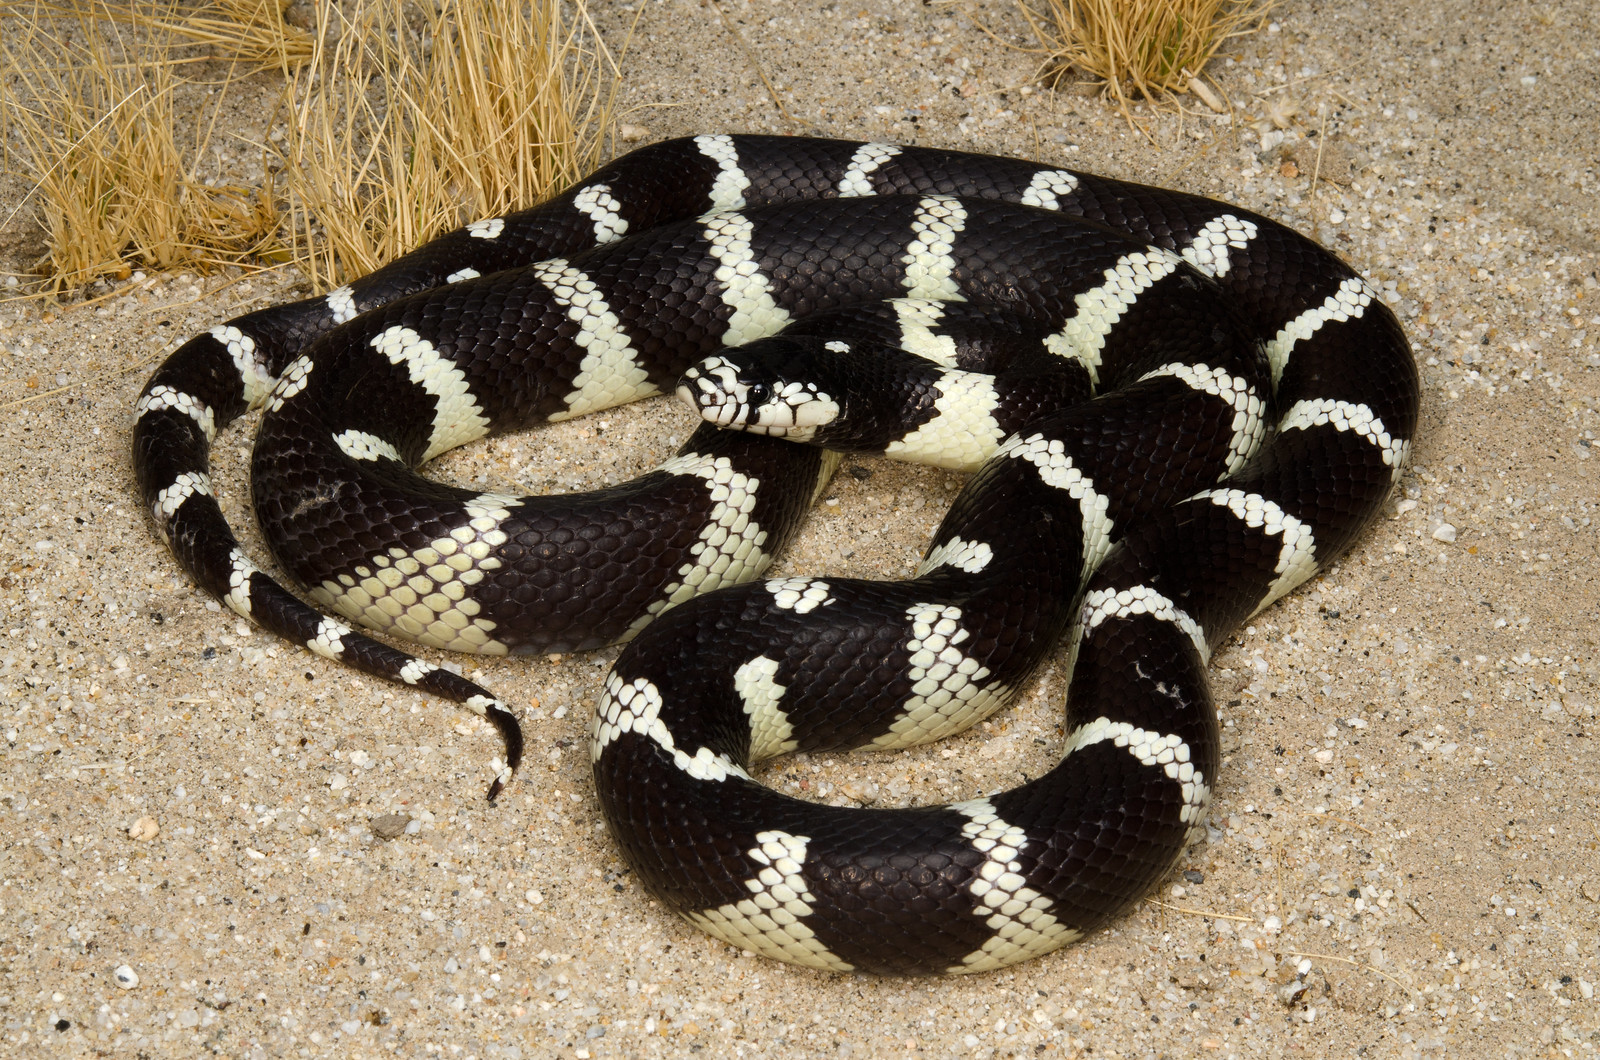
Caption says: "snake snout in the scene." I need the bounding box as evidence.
[677,357,751,426]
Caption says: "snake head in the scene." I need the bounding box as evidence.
[677,347,841,438]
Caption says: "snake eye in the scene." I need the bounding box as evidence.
[744,380,772,407]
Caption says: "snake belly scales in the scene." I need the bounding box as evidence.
[132,134,1419,975]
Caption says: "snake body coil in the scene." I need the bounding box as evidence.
[133,134,1419,974]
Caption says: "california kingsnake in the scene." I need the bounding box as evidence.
[132,134,1419,975]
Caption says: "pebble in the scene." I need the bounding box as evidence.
[1432,522,1458,542]
[113,965,139,989]
[1277,978,1309,1004]
[840,781,878,804]
[127,816,159,841]
[370,813,411,840]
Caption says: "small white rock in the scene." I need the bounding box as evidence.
[1431,523,1458,542]
[1328,208,1345,224]
[113,964,139,989]
[128,816,159,841]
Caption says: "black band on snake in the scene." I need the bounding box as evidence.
[132,134,1419,975]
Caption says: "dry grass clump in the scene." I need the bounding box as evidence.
[286,0,618,286]
[0,0,616,295]
[1018,0,1275,107]
[110,0,315,74]
[0,1,286,293]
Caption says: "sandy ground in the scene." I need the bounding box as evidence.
[2,0,1598,1056]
